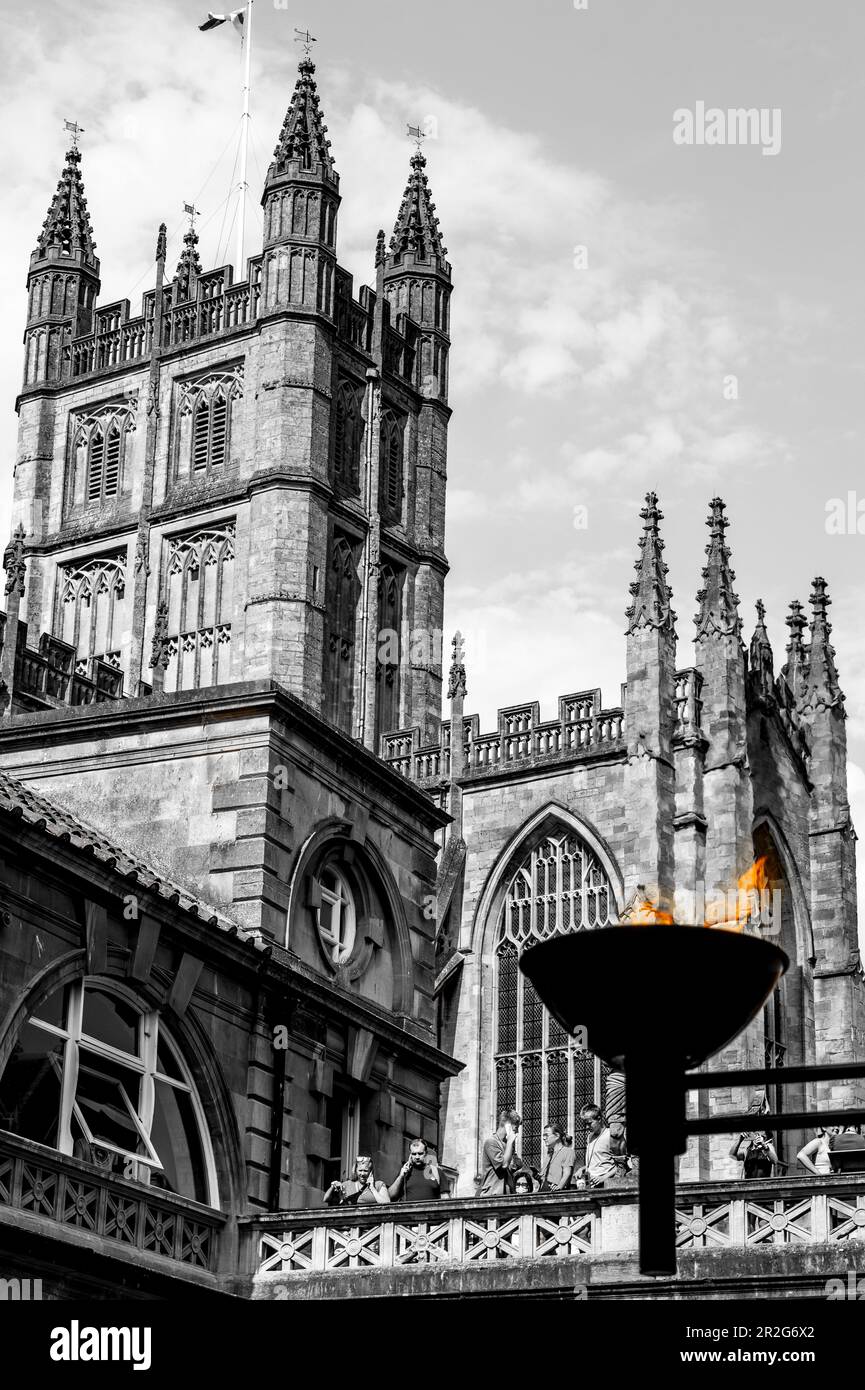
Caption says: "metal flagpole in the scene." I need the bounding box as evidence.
[236,0,253,276]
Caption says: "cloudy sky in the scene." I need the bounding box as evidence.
[1,0,864,917]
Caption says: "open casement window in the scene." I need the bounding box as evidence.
[493,831,617,1172]
[317,866,357,965]
[0,979,218,1207]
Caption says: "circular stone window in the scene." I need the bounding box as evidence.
[317,865,357,966]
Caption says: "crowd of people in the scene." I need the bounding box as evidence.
[320,1107,633,1206]
[319,1106,865,1206]
[478,1106,632,1194]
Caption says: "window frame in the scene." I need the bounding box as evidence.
[316,866,358,966]
[22,978,219,1207]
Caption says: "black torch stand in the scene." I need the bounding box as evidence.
[519,923,790,1277]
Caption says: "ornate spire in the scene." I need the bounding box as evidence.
[174,226,202,302]
[748,599,775,701]
[800,578,844,713]
[625,492,675,634]
[387,151,447,268]
[268,59,336,182]
[695,498,741,641]
[375,228,386,269]
[156,222,167,265]
[781,599,809,702]
[34,146,98,267]
[447,631,467,701]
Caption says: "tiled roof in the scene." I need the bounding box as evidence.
[0,769,269,952]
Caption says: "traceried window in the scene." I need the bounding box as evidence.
[494,832,617,1172]
[374,562,401,750]
[57,552,127,674]
[379,409,404,521]
[333,382,363,493]
[162,522,235,693]
[68,405,135,510]
[323,534,359,733]
[317,866,357,965]
[175,368,243,481]
[0,980,218,1206]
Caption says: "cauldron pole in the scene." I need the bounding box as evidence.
[519,924,789,1278]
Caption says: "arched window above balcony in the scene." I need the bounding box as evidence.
[0,978,219,1207]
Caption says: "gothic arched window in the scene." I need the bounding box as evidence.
[57,552,127,674]
[162,522,235,692]
[69,406,134,510]
[375,562,401,748]
[0,979,218,1206]
[333,382,363,493]
[494,831,617,1172]
[323,534,359,732]
[379,409,404,521]
[175,369,242,482]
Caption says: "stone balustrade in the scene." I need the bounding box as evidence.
[245,1173,865,1299]
[0,1131,224,1284]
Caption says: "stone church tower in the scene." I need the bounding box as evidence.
[11,57,450,754]
[0,59,460,1214]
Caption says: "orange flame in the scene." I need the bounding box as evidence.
[627,897,675,926]
[705,856,770,932]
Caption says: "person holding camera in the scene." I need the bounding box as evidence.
[479,1109,522,1196]
[388,1139,442,1201]
[729,1100,778,1178]
[322,1153,391,1206]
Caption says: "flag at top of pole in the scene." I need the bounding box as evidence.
[200,9,245,32]
[199,2,253,276]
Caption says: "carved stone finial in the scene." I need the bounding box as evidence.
[447,630,467,701]
[694,497,741,641]
[625,492,675,635]
[749,599,775,700]
[3,524,27,598]
[156,222,167,264]
[375,229,386,268]
[799,576,844,714]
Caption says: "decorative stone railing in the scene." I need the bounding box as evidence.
[0,1131,224,1278]
[2,619,124,709]
[246,1173,865,1296]
[382,689,627,784]
[384,670,706,786]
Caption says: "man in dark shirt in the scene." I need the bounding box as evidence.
[388,1139,442,1201]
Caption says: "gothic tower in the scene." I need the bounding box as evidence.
[6,59,451,758]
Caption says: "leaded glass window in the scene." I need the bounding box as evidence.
[493,831,617,1171]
